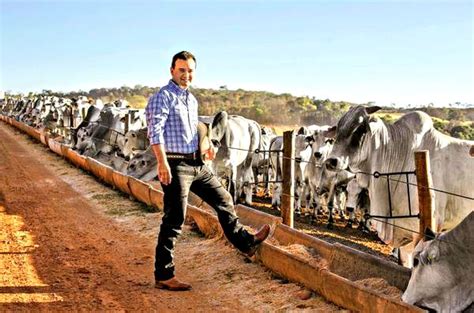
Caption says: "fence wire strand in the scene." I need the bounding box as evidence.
[355,171,474,201]
[225,144,472,200]
[277,192,468,250]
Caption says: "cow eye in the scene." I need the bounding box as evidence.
[413,257,419,267]
[211,139,221,148]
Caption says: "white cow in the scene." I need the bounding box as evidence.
[251,126,276,196]
[302,129,334,214]
[304,127,358,228]
[208,111,261,205]
[269,133,314,214]
[326,105,474,266]
[126,146,157,180]
[402,212,474,312]
[344,178,370,230]
[117,128,149,160]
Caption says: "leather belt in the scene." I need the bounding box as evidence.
[167,151,199,160]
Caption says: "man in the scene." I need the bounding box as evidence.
[146,51,270,291]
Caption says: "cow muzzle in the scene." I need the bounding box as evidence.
[325,158,339,171]
[211,139,221,148]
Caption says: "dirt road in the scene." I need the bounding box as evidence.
[0,122,345,312]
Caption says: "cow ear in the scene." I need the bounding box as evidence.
[297,127,307,135]
[365,106,381,115]
[323,125,337,138]
[424,227,436,241]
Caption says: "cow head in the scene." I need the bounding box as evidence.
[126,149,157,179]
[307,126,336,163]
[209,111,228,150]
[401,228,445,311]
[326,106,381,172]
[120,129,149,160]
[402,218,474,313]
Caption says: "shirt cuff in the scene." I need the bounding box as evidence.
[149,132,165,145]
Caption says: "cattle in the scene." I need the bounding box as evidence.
[122,109,147,132]
[302,127,335,216]
[76,105,131,157]
[299,126,355,228]
[72,102,104,148]
[268,136,283,209]
[117,128,149,160]
[326,105,474,266]
[315,165,355,228]
[252,126,276,196]
[23,96,50,127]
[297,124,331,136]
[126,117,213,181]
[268,133,313,214]
[126,146,157,181]
[344,178,370,230]
[54,98,74,137]
[209,111,260,205]
[402,212,474,312]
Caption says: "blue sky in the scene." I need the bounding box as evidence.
[1,0,472,107]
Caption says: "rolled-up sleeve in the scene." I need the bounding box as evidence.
[145,92,170,145]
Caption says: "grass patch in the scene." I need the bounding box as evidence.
[105,207,128,216]
[137,202,157,213]
[91,193,119,201]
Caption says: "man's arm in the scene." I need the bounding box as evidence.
[152,144,172,185]
[145,92,172,185]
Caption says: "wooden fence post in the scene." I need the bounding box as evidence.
[124,112,130,134]
[125,109,136,134]
[414,150,435,241]
[281,130,295,228]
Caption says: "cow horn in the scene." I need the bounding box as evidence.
[365,106,381,115]
[323,125,337,138]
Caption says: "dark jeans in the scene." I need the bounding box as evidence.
[154,158,254,281]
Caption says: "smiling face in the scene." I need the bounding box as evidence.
[170,58,195,89]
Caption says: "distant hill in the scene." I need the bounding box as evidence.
[13,86,474,140]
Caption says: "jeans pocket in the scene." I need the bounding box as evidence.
[174,164,195,176]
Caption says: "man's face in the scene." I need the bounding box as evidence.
[170,58,195,89]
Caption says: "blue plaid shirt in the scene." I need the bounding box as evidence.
[145,80,199,153]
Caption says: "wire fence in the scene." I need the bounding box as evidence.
[15,113,473,202]
[355,170,474,201]
[223,144,474,201]
[274,191,469,251]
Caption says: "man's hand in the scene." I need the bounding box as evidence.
[157,161,172,185]
[151,144,172,185]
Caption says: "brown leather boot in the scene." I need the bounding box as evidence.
[246,224,271,257]
[155,277,192,291]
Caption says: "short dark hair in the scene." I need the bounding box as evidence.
[171,51,196,69]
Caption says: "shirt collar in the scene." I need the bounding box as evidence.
[168,79,189,96]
